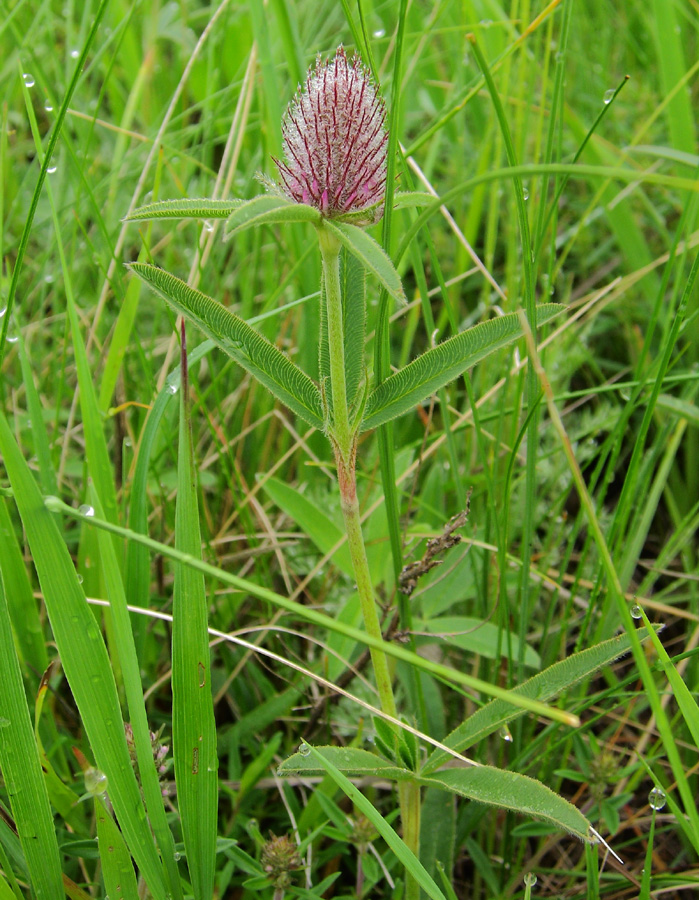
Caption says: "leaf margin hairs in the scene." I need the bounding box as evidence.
[128,262,325,430]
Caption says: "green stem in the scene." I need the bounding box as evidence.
[318,222,416,892]
[333,445,398,721]
[318,225,352,454]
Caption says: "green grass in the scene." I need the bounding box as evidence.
[1,1,699,898]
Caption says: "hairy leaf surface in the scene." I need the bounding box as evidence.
[126,197,245,220]
[223,194,321,240]
[322,220,405,303]
[362,305,564,430]
[129,263,324,429]
[423,629,655,774]
[418,768,591,842]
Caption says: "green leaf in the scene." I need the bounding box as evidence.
[125,197,245,221]
[418,768,591,842]
[322,220,405,304]
[423,629,654,775]
[278,746,413,781]
[0,498,48,676]
[393,191,435,208]
[317,249,366,417]
[0,570,63,900]
[362,305,565,431]
[296,745,446,900]
[223,194,321,240]
[128,263,324,429]
[343,249,367,409]
[418,616,540,670]
[95,797,139,900]
[0,413,168,900]
[172,350,218,900]
[89,485,184,900]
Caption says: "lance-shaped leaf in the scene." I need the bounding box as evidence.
[126,197,246,221]
[318,249,367,414]
[418,768,591,842]
[128,263,324,429]
[361,305,564,431]
[278,746,413,781]
[423,629,655,775]
[322,219,405,304]
[223,194,321,240]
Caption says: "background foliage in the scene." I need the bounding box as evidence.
[1,1,698,898]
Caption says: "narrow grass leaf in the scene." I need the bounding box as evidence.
[0,413,167,900]
[129,263,324,428]
[126,197,245,221]
[0,498,48,676]
[89,488,183,900]
[223,194,321,240]
[302,744,446,900]
[423,630,653,774]
[0,571,63,900]
[322,220,405,304]
[637,607,699,750]
[95,797,139,900]
[418,768,591,842]
[172,330,218,900]
[362,305,564,431]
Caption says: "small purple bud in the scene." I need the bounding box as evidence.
[274,46,388,225]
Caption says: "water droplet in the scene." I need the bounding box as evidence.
[47,164,57,175]
[79,504,95,517]
[524,872,537,887]
[630,604,642,619]
[648,786,666,810]
[299,742,311,757]
[22,73,35,87]
[84,767,108,796]
[6,335,18,344]
[167,383,178,394]
[44,495,63,512]
[44,99,53,112]
[44,273,54,283]
[174,850,182,861]
[499,725,513,742]
[603,88,615,105]
[203,219,214,233]
[522,187,529,201]
[0,306,6,318]
[77,573,84,584]
[373,28,386,38]
[70,49,80,59]
[480,19,493,28]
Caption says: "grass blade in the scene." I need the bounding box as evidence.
[172,325,218,899]
[0,413,168,900]
[0,571,63,900]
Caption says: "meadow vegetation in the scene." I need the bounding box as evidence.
[1,1,698,898]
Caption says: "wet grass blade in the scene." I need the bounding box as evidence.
[0,412,168,900]
[0,572,63,900]
[171,324,218,899]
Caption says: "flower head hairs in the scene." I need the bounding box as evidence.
[273,46,388,225]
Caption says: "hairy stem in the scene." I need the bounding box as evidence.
[333,445,397,721]
[318,225,351,454]
[319,222,416,890]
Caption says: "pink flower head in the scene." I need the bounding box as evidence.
[274,46,388,224]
